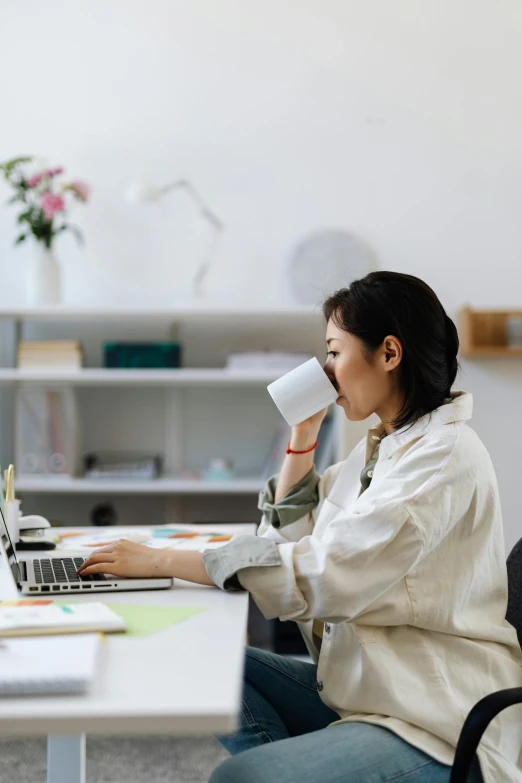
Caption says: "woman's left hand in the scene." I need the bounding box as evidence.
[77,539,169,579]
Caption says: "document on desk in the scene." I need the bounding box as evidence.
[0,633,100,696]
[0,601,126,637]
[54,524,240,553]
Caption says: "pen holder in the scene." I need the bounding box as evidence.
[6,499,21,544]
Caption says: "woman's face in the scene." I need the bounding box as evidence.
[323,318,404,429]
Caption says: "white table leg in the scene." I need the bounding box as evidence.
[47,734,86,783]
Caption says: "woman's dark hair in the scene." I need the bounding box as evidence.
[322,271,459,430]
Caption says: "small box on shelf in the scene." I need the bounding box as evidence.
[103,342,182,369]
[459,307,522,356]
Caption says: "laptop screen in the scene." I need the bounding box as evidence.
[0,485,22,588]
[0,504,17,567]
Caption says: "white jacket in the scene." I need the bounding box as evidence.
[203,392,522,782]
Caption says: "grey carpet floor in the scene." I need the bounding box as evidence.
[0,736,230,783]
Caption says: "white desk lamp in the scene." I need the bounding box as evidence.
[125,179,225,298]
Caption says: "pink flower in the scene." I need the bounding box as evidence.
[68,179,90,202]
[41,192,65,219]
[26,173,43,188]
[42,167,64,178]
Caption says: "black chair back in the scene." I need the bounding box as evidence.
[506,537,522,648]
[450,538,522,782]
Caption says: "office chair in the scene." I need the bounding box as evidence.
[449,537,522,782]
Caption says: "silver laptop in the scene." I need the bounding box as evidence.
[0,506,173,595]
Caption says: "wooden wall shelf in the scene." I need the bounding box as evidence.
[459,307,522,357]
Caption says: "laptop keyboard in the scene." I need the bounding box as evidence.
[33,557,107,585]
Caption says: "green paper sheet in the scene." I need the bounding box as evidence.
[106,604,206,637]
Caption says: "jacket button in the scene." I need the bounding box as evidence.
[316,681,323,691]
[324,623,331,634]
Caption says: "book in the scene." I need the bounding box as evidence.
[0,601,126,637]
[18,340,81,351]
[17,340,83,370]
[0,633,100,695]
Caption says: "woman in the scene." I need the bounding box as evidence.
[79,272,522,783]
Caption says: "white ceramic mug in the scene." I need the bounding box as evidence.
[267,357,338,427]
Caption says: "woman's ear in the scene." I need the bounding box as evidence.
[383,336,402,371]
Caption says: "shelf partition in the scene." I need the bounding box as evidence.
[0,305,322,324]
[16,476,264,495]
[0,368,284,386]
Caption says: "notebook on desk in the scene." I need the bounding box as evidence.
[0,633,100,696]
[0,600,126,637]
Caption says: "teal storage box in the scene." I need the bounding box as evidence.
[103,342,182,369]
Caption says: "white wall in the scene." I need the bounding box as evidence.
[1,0,522,548]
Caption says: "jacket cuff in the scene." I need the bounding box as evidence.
[202,535,282,591]
[258,468,320,529]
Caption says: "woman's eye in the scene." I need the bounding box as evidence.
[327,351,339,358]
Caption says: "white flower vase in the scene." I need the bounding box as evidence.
[27,244,62,306]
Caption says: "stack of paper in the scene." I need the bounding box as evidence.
[84,452,162,480]
[17,340,83,370]
[226,351,312,371]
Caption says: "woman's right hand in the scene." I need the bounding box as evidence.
[290,407,329,449]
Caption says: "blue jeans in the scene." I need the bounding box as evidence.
[210,646,484,783]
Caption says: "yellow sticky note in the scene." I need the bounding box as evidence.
[106,604,206,637]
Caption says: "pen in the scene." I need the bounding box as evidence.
[5,465,14,503]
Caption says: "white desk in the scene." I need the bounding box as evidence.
[0,524,253,783]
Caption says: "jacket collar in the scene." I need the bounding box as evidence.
[367,391,473,461]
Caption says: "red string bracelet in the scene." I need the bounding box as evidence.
[286,440,319,455]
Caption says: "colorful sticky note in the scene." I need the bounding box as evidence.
[169,532,200,539]
[58,531,85,539]
[152,529,185,538]
[0,600,53,607]
[105,604,206,637]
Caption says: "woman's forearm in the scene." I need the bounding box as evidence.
[163,550,216,586]
[77,538,219,584]
[274,428,318,502]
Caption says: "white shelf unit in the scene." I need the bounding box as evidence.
[0,305,359,527]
